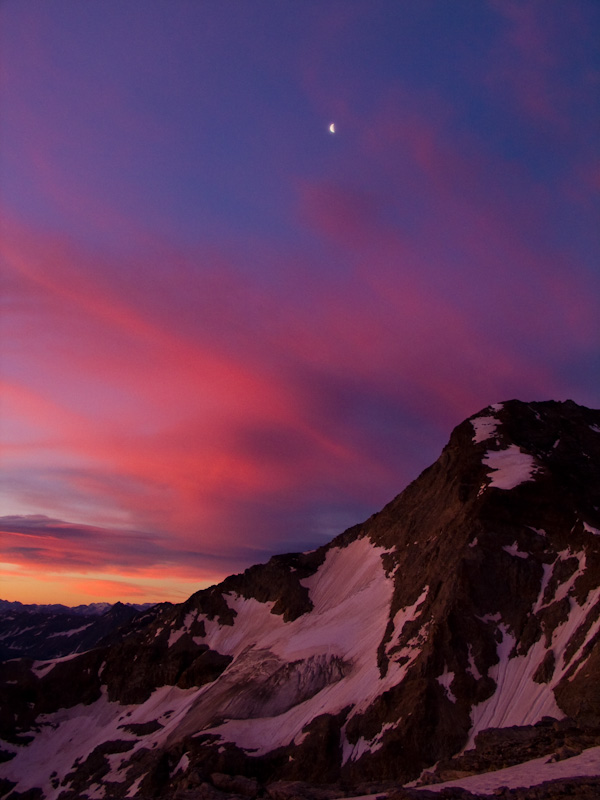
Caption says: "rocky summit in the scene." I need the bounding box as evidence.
[1,399,600,800]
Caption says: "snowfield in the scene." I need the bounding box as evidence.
[422,745,600,794]
[466,548,600,747]
[471,414,500,444]
[338,747,600,799]
[1,538,405,794]
[183,537,404,758]
[483,444,539,489]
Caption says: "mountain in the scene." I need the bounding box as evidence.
[1,399,600,800]
[0,601,115,617]
[0,602,156,662]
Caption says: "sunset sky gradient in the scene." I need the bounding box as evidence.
[1,1,599,604]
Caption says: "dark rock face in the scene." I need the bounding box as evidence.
[216,549,327,622]
[1,399,600,800]
[102,636,233,704]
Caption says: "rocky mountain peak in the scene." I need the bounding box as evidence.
[1,399,600,800]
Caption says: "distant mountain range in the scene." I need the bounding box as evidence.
[0,600,151,617]
[1,399,600,800]
[0,601,156,662]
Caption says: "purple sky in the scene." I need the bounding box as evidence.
[1,0,599,604]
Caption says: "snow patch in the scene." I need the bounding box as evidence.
[437,666,456,702]
[168,628,185,648]
[532,563,554,613]
[483,445,539,490]
[552,549,586,606]
[386,585,429,654]
[47,623,94,638]
[31,651,83,678]
[126,773,146,797]
[471,415,500,444]
[293,729,309,747]
[183,611,197,631]
[173,752,190,774]
[83,782,105,798]
[389,622,430,674]
[583,522,600,537]
[104,750,131,783]
[341,722,396,763]
[529,526,547,537]
[0,626,37,641]
[502,542,529,559]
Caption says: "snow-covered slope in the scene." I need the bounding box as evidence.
[423,746,600,795]
[1,399,600,800]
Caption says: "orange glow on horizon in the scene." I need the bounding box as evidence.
[0,562,224,606]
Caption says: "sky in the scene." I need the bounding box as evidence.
[1,0,599,606]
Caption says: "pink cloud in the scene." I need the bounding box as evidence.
[70,578,148,599]
[0,515,174,571]
[3,202,586,503]
[486,0,597,132]
[489,0,557,120]
[2,73,598,586]
[2,224,393,550]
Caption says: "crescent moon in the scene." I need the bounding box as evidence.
[329,123,335,134]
